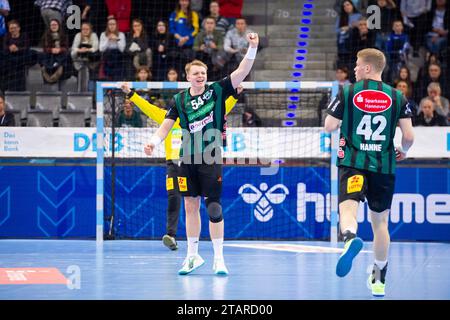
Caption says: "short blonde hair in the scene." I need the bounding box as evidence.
[357,48,386,73]
[185,59,208,75]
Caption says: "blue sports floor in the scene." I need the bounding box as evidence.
[0,240,449,300]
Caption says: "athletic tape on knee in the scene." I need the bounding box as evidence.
[206,198,223,223]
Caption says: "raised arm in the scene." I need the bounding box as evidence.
[230,33,259,89]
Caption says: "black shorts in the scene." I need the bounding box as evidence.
[338,166,396,213]
[178,162,223,198]
[166,161,181,196]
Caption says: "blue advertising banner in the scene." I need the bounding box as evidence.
[0,164,449,241]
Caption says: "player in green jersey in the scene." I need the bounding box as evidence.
[144,32,259,276]
[324,48,415,297]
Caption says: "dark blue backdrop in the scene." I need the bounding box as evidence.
[0,163,448,241]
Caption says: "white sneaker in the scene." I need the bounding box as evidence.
[213,258,229,275]
[178,255,205,275]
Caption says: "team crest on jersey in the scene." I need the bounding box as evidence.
[353,90,392,113]
[202,89,213,100]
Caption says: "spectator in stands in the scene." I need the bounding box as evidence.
[0,95,15,126]
[206,1,232,37]
[167,67,179,82]
[137,69,168,110]
[242,106,262,127]
[335,66,351,86]
[334,0,369,15]
[134,66,156,104]
[400,0,432,56]
[219,0,243,26]
[347,18,375,81]
[425,0,448,56]
[350,18,376,53]
[385,20,410,82]
[396,80,419,119]
[375,0,400,52]
[156,67,179,107]
[0,0,10,43]
[417,52,441,81]
[414,97,448,126]
[421,82,450,119]
[194,16,226,79]
[71,21,99,91]
[2,20,38,91]
[99,17,126,81]
[116,98,142,128]
[335,0,362,69]
[105,0,131,33]
[136,66,152,82]
[34,0,72,27]
[224,17,254,72]
[39,19,71,85]
[416,62,448,100]
[169,0,199,74]
[125,18,152,78]
[150,20,177,81]
[393,66,414,93]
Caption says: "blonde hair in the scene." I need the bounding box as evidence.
[427,82,441,94]
[185,59,208,75]
[357,48,386,73]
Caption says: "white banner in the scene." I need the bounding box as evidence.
[0,127,448,159]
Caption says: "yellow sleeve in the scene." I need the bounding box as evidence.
[192,11,199,37]
[129,92,167,125]
[225,95,238,115]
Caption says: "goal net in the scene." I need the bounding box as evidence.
[95,80,339,241]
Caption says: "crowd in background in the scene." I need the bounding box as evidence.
[1,0,448,127]
[0,0,250,93]
[334,0,449,126]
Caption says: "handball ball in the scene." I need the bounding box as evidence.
[249,33,256,39]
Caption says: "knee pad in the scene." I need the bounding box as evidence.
[205,197,223,223]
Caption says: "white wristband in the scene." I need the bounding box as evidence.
[150,135,162,147]
[245,46,257,60]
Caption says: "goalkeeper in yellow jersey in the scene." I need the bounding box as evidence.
[120,82,242,251]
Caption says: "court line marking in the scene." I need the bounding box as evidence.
[225,243,371,254]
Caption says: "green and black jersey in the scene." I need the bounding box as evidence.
[326,79,412,174]
[165,76,236,157]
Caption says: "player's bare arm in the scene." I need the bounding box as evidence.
[324,114,341,132]
[230,32,259,89]
[395,118,414,161]
[144,119,175,156]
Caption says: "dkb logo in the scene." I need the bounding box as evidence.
[239,183,289,222]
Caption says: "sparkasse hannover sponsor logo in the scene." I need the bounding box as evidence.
[353,90,392,113]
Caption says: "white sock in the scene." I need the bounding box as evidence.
[212,238,224,260]
[374,259,387,270]
[187,237,199,257]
